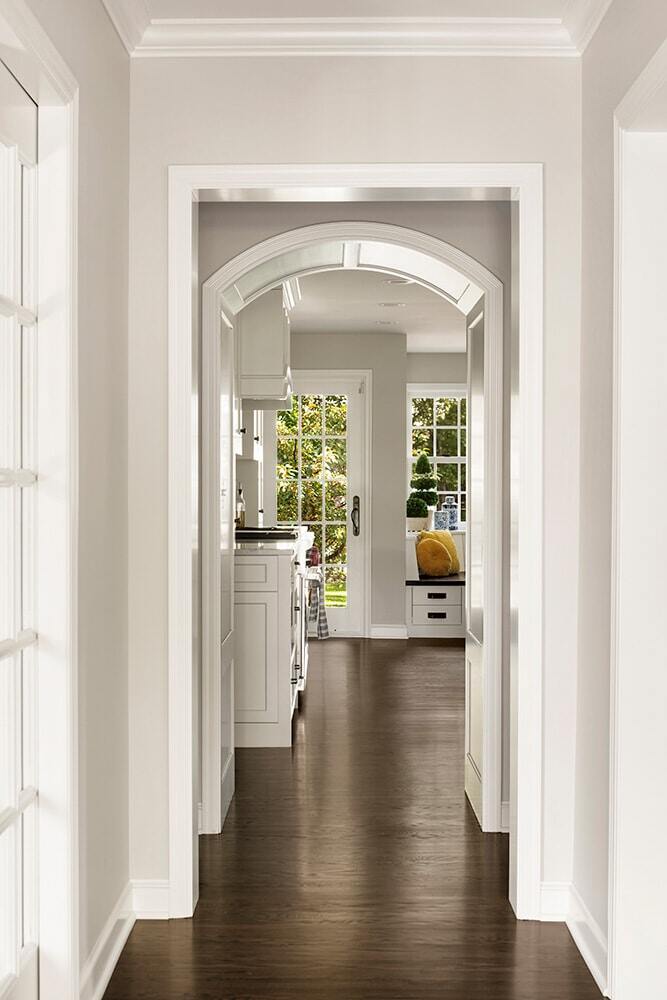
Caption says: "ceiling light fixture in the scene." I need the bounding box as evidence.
[382,276,414,285]
[378,302,407,308]
[375,319,398,326]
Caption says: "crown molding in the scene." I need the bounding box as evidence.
[101,0,149,54]
[133,16,578,58]
[562,0,614,53]
[102,4,615,58]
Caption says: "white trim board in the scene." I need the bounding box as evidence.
[101,4,614,57]
[370,626,409,640]
[168,165,543,923]
[131,880,170,920]
[539,882,608,996]
[79,884,134,1000]
[0,3,80,998]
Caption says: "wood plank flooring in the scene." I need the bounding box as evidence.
[105,638,601,1000]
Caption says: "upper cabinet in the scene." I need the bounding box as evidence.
[237,287,291,401]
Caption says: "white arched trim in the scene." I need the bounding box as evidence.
[167,163,544,929]
[211,222,486,320]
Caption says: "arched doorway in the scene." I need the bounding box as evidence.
[200,221,504,864]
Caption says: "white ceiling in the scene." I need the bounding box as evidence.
[289,269,467,353]
[103,0,614,56]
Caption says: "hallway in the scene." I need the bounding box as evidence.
[105,639,599,1000]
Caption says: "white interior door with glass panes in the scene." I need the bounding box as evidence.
[276,374,368,636]
[0,61,39,1000]
[407,386,467,525]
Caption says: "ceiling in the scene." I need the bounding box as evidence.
[288,269,467,353]
[104,0,613,56]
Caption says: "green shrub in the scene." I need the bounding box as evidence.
[406,495,428,518]
[408,452,438,508]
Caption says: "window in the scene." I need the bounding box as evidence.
[276,393,348,607]
[0,67,39,994]
[408,385,467,523]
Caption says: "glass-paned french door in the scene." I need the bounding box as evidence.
[0,60,39,1000]
[275,375,366,636]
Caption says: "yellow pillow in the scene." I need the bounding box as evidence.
[416,538,453,578]
[418,530,460,574]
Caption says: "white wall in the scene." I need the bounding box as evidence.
[128,55,581,892]
[25,0,130,969]
[407,352,467,383]
[575,0,667,942]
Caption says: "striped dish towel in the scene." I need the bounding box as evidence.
[307,570,329,640]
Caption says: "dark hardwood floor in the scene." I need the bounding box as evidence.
[105,638,600,1000]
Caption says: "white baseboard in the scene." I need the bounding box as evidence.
[538,881,608,995]
[500,799,510,833]
[221,749,235,823]
[567,884,609,996]
[131,879,170,920]
[370,625,408,639]
[540,881,572,922]
[80,883,135,1000]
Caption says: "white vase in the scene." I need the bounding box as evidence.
[406,517,427,533]
[426,507,437,530]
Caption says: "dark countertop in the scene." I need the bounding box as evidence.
[405,573,466,587]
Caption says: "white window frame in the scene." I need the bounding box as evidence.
[407,383,467,525]
[0,6,79,999]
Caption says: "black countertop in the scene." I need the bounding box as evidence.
[405,573,466,587]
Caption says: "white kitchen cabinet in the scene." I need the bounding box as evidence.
[233,543,307,747]
[239,401,263,461]
[237,287,291,400]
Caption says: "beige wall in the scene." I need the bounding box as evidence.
[575,0,667,938]
[129,56,581,888]
[292,332,407,625]
[407,352,467,384]
[25,0,130,968]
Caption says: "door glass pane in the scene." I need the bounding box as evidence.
[325,480,347,520]
[277,482,298,522]
[324,524,346,565]
[276,395,298,435]
[301,480,322,522]
[276,438,298,475]
[325,565,347,608]
[300,438,322,478]
[324,438,346,476]
[300,394,322,435]
[325,394,347,434]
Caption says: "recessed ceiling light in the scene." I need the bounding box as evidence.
[375,319,398,326]
[382,277,414,285]
[378,302,407,308]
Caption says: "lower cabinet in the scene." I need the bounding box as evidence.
[234,550,304,747]
[405,581,466,638]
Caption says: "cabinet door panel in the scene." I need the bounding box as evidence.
[234,592,278,723]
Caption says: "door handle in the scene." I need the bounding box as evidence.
[351,495,360,536]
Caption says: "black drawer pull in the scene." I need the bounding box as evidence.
[427,612,448,619]
[427,592,448,600]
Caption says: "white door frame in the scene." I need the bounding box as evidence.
[168,163,544,920]
[608,38,667,1000]
[0,3,79,997]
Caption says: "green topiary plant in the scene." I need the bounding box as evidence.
[406,495,428,518]
[409,452,438,508]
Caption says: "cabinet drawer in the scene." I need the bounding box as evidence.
[411,604,462,626]
[234,557,277,592]
[412,586,462,607]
